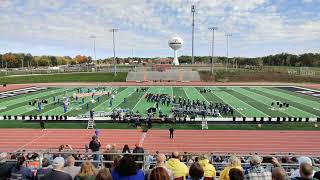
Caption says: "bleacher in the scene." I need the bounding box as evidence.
[126,69,201,82]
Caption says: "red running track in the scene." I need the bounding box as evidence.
[0,129,319,155]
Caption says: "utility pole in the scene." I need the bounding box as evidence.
[109,28,119,76]
[209,27,218,74]
[225,33,232,70]
[191,5,196,64]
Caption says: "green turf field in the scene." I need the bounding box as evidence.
[0,86,319,118]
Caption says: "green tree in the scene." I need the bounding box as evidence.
[49,56,58,66]
[25,53,33,68]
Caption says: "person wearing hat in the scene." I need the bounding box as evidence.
[43,157,72,180]
[0,152,12,180]
[244,155,272,180]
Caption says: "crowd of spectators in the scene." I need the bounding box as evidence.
[1,148,320,180]
[1,134,320,180]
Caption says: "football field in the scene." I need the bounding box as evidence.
[0,86,319,118]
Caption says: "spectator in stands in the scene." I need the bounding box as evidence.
[10,156,33,180]
[74,161,97,180]
[0,152,12,180]
[36,158,52,180]
[111,155,123,172]
[149,153,173,180]
[64,155,81,179]
[43,157,72,180]
[95,168,112,180]
[291,157,316,178]
[166,152,189,179]
[149,167,171,180]
[244,155,272,180]
[188,162,204,180]
[104,144,119,168]
[229,168,244,180]
[133,143,145,169]
[111,154,144,180]
[55,144,74,159]
[89,135,101,166]
[198,154,216,180]
[271,167,286,180]
[292,163,317,180]
[220,156,243,180]
[122,144,131,154]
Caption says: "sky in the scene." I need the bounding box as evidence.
[0,0,319,59]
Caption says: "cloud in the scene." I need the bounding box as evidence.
[0,0,319,58]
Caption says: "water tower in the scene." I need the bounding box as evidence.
[168,36,184,66]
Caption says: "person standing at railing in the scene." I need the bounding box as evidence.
[89,135,101,167]
[133,143,145,169]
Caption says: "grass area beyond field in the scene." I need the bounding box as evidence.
[0,72,127,84]
[0,121,319,130]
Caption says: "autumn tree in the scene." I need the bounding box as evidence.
[74,55,88,64]
[3,53,17,68]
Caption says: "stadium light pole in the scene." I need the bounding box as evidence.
[191,5,196,64]
[89,35,97,71]
[225,33,232,71]
[209,27,218,75]
[109,28,119,76]
[89,35,97,62]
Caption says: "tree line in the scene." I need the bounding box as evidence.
[0,52,319,68]
[179,53,320,67]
